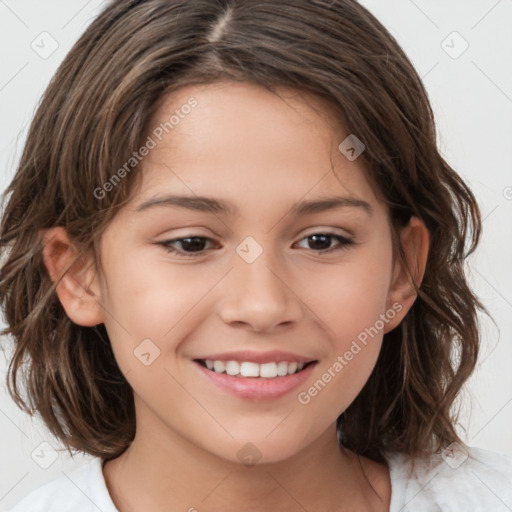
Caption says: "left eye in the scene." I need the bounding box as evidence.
[294,233,353,252]
[158,233,354,257]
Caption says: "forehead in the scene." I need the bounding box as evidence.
[130,80,382,215]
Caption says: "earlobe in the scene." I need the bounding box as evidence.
[384,216,430,332]
[41,227,104,327]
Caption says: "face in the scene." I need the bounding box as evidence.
[90,81,408,464]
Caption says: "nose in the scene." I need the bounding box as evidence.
[216,247,303,333]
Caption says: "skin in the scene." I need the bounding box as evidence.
[42,81,429,512]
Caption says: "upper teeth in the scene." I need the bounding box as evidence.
[204,360,305,378]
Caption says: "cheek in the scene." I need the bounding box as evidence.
[307,244,393,343]
[297,239,392,398]
[295,266,391,433]
[99,251,222,370]
[104,249,213,320]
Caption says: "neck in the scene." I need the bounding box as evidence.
[103,402,386,512]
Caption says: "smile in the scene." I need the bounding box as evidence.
[193,359,318,401]
[197,359,311,378]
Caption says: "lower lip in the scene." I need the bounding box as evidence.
[194,361,317,401]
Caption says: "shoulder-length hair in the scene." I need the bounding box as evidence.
[0,0,485,462]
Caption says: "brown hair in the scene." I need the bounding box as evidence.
[0,0,486,463]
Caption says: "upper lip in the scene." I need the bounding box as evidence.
[194,350,317,365]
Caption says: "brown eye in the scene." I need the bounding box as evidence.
[158,236,215,256]
[295,233,354,253]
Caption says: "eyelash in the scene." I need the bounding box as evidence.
[157,233,354,258]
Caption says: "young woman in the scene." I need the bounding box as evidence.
[2,1,511,510]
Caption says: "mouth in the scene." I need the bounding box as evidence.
[193,358,319,401]
[194,358,317,378]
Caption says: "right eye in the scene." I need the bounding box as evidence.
[157,236,218,257]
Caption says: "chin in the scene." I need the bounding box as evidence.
[209,435,311,467]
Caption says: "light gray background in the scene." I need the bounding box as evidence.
[1,0,511,509]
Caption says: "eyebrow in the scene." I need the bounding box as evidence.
[135,194,373,217]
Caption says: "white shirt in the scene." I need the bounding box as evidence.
[7,445,512,511]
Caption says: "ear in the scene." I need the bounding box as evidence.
[40,227,105,326]
[384,216,430,333]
